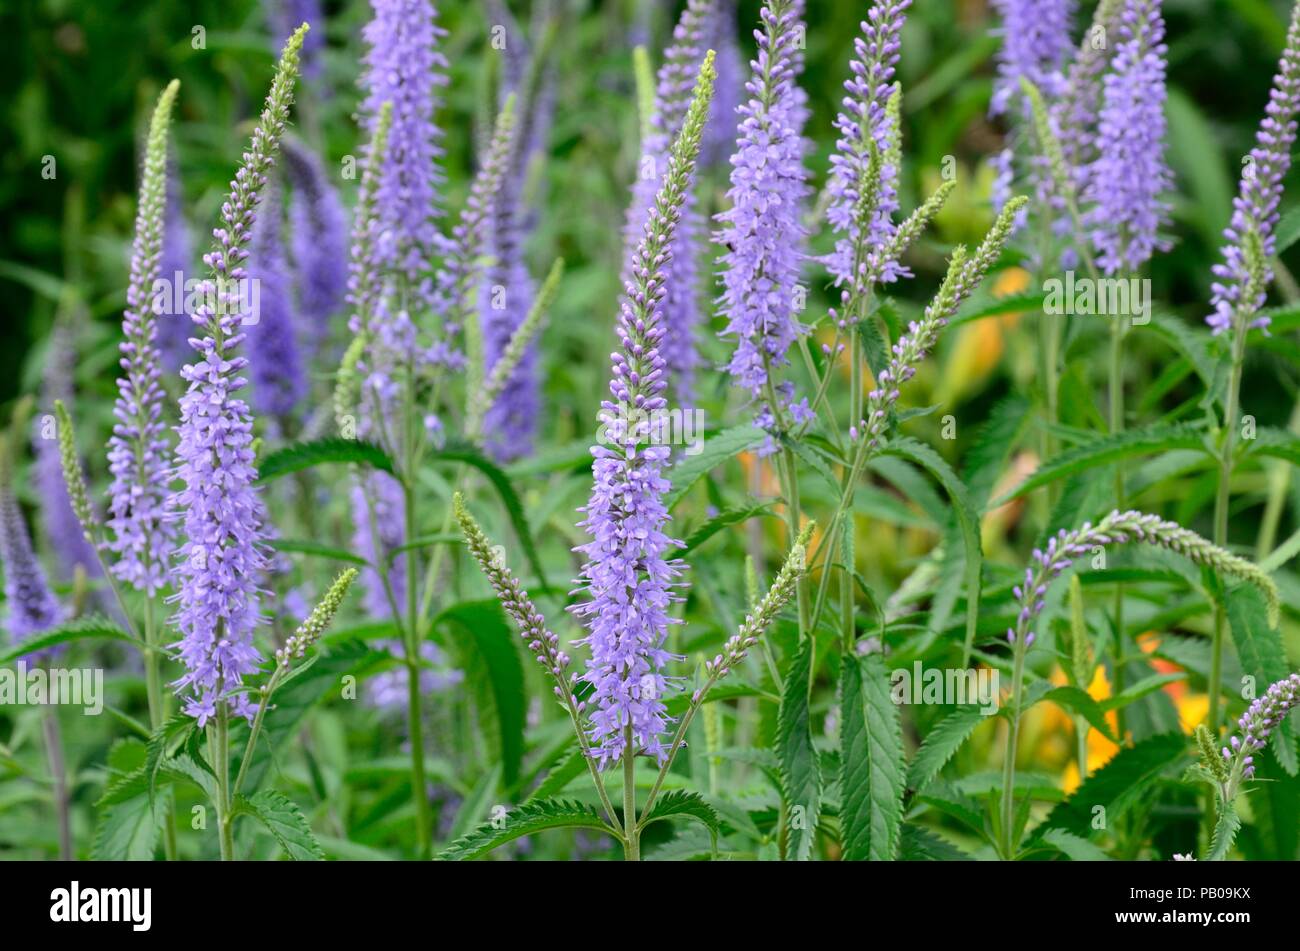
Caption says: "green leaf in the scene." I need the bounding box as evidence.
[840,653,905,860]
[448,764,504,844]
[776,639,821,861]
[665,424,766,510]
[907,706,987,793]
[0,615,134,664]
[881,437,982,661]
[528,745,588,802]
[265,537,369,566]
[1227,585,1296,775]
[144,712,195,803]
[989,424,1208,507]
[91,771,172,861]
[233,790,324,860]
[436,600,526,788]
[436,798,615,861]
[1028,684,1118,744]
[1248,427,1300,466]
[1041,828,1113,861]
[1137,314,1223,407]
[256,437,394,482]
[639,789,720,850]
[1037,733,1188,839]
[1207,802,1241,861]
[964,394,1032,510]
[899,822,971,860]
[671,499,779,557]
[1099,673,1186,712]
[426,442,548,587]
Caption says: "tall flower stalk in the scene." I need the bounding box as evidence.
[1205,0,1300,734]
[170,24,306,859]
[998,510,1278,858]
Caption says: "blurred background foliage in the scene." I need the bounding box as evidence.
[3,0,1300,859]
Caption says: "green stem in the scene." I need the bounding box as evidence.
[213,706,234,861]
[622,724,639,861]
[1110,312,1128,740]
[42,704,71,861]
[1000,639,1028,860]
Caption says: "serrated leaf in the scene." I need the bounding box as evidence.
[234,790,324,860]
[436,798,615,861]
[907,706,987,793]
[144,712,195,803]
[665,424,766,510]
[1207,802,1241,861]
[0,615,134,664]
[91,773,172,861]
[1099,673,1186,712]
[640,789,720,850]
[899,822,971,860]
[1037,733,1188,838]
[840,653,905,860]
[448,764,504,844]
[776,639,821,861]
[1041,827,1113,861]
[1227,585,1296,775]
[1248,427,1300,466]
[436,600,526,788]
[256,436,394,482]
[989,424,1208,507]
[964,394,1033,510]
[528,745,588,802]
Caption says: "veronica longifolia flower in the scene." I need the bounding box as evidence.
[34,316,100,583]
[106,80,180,596]
[569,52,717,770]
[1206,1,1300,335]
[359,0,448,309]
[624,0,715,399]
[247,177,308,422]
[826,0,910,288]
[716,0,811,445]
[283,138,348,349]
[170,27,306,726]
[1006,509,1279,648]
[1084,0,1171,273]
[989,0,1076,116]
[0,445,63,656]
[156,159,196,374]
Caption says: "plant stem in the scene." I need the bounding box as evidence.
[1109,312,1128,741]
[1000,638,1028,860]
[622,724,639,861]
[42,704,71,860]
[213,706,234,861]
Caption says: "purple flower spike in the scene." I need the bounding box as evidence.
[1085,0,1171,273]
[0,451,64,657]
[247,178,308,422]
[715,0,811,445]
[826,0,911,288]
[570,51,718,769]
[990,0,1076,116]
[359,0,448,310]
[1207,2,1300,335]
[283,138,348,353]
[170,27,307,725]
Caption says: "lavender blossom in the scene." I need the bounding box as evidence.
[170,26,306,726]
[283,138,348,349]
[246,177,308,421]
[1084,0,1171,273]
[34,316,101,583]
[1223,673,1300,783]
[716,0,811,442]
[1052,0,1121,198]
[367,640,463,710]
[624,0,715,398]
[359,0,448,308]
[350,472,406,619]
[568,52,717,769]
[1006,509,1280,648]
[825,0,910,288]
[1206,1,1300,335]
[701,0,746,169]
[989,0,1076,116]
[156,160,195,374]
[106,80,180,595]
[0,444,63,653]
